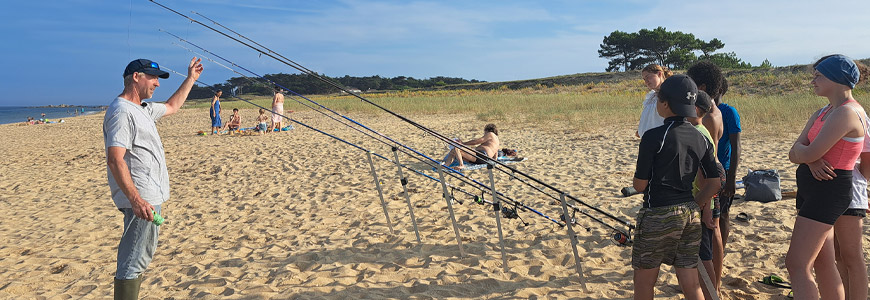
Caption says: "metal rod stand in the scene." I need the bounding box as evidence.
[436,164,465,257]
[391,147,422,245]
[486,164,510,273]
[366,151,394,234]
[559,193,589,292]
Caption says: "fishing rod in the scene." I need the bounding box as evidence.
[162,65,564,227]
[177,45,527,213]
[160,29,568,228]
[191,10,340,90]
[162,67,492,202]
[150,0,631,233]
[162,29,444,175]
[151,0,470,164]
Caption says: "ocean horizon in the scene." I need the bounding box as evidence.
[0,106,104,125]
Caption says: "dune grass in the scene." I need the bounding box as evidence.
[188,72,870,137]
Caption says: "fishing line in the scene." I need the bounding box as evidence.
[157,2,578,229]
[171,40,482,187]
[149,1,630,233]
[161,66,564,225]
[160,30,553,221]
[169,39,497,200]
[167,42,510,210]
[127,0,133,59]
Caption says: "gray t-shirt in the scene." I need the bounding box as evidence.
[103,97,170,208]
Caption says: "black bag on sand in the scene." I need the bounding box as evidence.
[743,169,782,203]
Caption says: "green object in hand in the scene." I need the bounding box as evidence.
[152,211,165,226]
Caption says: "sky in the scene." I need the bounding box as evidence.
[1,0,868,106]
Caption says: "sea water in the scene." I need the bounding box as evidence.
[0,106,104,125]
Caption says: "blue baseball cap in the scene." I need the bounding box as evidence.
[123,59,169,79]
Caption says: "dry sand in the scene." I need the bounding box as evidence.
[0,106,865,299]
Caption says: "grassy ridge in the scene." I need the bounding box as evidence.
[189,62,870,136]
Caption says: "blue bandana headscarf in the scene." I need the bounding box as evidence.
[816,54,860,89]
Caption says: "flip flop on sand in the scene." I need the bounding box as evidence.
[759,274,791,289]
[735,212,752,223]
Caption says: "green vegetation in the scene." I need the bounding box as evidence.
[598,27,755,71]
[187,73,482,99]
[189,60,870,136]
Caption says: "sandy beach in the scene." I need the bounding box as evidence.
[0,106,861,299]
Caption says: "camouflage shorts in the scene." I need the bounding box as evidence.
[631,201,701,269]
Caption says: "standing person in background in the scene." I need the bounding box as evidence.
[690,91,727,299]
[270,87,285,132]
[713,77,741,288]
[803,56,870,300]
[637,64,673,138]
[687,60,726,295]
[631,75,720,300]
[788,54,865,300]
[210,90,222,135]
[104,58,203,299]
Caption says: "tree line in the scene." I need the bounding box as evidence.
[598,26,770,72]
[188,73,482,99]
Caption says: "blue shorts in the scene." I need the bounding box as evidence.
[116,205,161,280]
[258,123,268,132]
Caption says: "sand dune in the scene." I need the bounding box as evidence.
[0,107,863,299]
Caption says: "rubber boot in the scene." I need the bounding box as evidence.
[114,274,143,300]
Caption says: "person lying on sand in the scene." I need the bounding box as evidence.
[442,123,500,170]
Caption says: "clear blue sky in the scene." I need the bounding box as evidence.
[1,0,868,106]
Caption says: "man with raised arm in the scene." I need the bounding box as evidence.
[104,57,203,299]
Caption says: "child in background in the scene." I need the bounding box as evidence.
[690,91,727,299]
[637,64,673,138]
[223,108,241,134]
[256,108,269,135]
[632,75,720,300]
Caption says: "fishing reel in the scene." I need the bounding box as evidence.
[491,201,517,219]
[501,206,519,219]
[612,231,633,247]
[559,209,577,225]
[558,209,592,232]
[490,201,528,226]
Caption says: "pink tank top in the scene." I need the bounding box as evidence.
[807,100,864,170]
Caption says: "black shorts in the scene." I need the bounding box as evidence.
[843,208,867,218]
[796,164,852,225]
[713,162,734,218]
[719,195,733,217]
